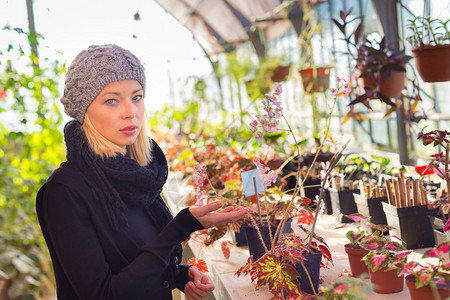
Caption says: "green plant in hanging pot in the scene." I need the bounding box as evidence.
[407,15,450,82]
[295,1,332,94]
[332,9,418,121]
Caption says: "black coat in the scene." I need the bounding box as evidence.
[36,162,203,300]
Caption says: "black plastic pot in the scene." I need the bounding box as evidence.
[323,188,333,215]
[354,194,388,232]
[382,202,435,249]
[234,223,249,246]
[244,219,292,261]
[328,188,359,223]
[302,177,321,203]
[293,250,322,295]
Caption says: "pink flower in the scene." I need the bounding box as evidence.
[193,162,207,187]
[444,218,450,232]
[253,158,278,187]
[273,83,283,95]
[0,87,6,100]
[334,284,346,294]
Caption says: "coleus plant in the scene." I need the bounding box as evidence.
[358,228,409,272]
[335,213,370,246]
[398,241,450,288]
[235,233,332,299]
[417,129,450,232]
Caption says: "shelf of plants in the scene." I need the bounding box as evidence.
[159,80,449,299]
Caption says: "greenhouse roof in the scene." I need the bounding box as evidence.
[154,0,299,61]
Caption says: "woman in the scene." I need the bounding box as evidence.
[36,44,250,300]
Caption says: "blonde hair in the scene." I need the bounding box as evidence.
[81,113,153,166]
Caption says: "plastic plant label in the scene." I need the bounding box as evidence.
[241,169,264,197]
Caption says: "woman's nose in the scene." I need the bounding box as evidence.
[121,101,136,119]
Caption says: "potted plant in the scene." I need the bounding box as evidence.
[335,213,371,277]
[400,241,450,299]
[382,172,437,249]
[327,173,359,223]
[407,15,450,82]
[332,9,414,115]
[296,1,332,94]
[418,129,450,254]
[232,79,351,298]
[359,229,409,294]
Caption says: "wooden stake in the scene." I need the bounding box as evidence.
[412,180,419,206]
[398,177,406,208]
[385,179,395,206]
[393,178,401,208]
[405,178,411,207]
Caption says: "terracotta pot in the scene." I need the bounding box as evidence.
[405,274,450,300]
[298,67,330,93]
[355,67,406,98]
[368,266,404,294]
[344,244,369,277]
[271,65,291,82]
[412,44,450,82]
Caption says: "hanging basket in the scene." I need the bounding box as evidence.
[298,67,331,93]
[354,67,406,98]
[271,65,291,82]
[412,44,450,82]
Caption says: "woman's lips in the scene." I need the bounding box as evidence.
[120,126,137,135]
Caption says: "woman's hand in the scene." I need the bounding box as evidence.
[189,201,251,229]
[184,267,214,300]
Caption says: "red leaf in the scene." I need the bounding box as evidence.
[221,241,230,260]
[187,257,209,272]
[415,165,434,176]
[297,210,314,225]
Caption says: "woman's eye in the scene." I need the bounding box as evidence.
[133,95,143,101]
[105,99,116,104]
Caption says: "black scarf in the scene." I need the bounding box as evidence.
[64,120,182,288]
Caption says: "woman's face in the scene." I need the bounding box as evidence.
[86,79,145,148]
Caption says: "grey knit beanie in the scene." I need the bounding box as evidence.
[60,44,146,123]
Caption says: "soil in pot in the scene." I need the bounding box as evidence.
[368,266,404,294]
[293,249,322,295]
[405,274,450,300]
[344,243,369,277]
[244,219,292,261]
